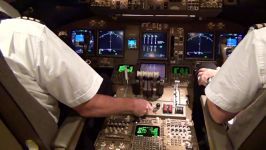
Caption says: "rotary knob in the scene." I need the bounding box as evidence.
[114,129,118,134]
[100,141,106,147]
[156,103,161,108]
[119,142,126,149]
[104,128,109,134]
[108,143,115,149]
[124,130,128,135]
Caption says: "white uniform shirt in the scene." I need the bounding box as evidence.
[0,18,103,122]
[205,27,266,113]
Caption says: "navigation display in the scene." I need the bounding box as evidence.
[185,32,214,60]
[98,30,124,57]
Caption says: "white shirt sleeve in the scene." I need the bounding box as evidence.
[34,26,103,108]
[205,29,264,113]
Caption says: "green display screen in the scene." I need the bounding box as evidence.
[172,66,190,76]
[135,125,160,137]
[118,65,134,73]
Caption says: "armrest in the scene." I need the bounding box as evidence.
[53,115,85,150]
[200,95,232,150]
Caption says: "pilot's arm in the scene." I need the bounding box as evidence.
[204,29,265,124]
[74,94,152,117]
[206,99,237,124]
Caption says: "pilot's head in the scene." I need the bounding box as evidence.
[0,1,20,19]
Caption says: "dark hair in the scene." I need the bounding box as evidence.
[0,11,11,20]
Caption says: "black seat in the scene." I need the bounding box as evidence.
[0,50,85,150]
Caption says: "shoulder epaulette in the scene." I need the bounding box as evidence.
[252,23,266,29]
[20,16,44,24]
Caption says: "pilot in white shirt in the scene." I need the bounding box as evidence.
[203,27,266,123]
[0,18,103,122]
[0,1,152,123]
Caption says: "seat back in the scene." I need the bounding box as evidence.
[0,50,58,150]
[227,88,266,150]
[238,117,266,150]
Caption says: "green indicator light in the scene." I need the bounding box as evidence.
[118,66,126,72]
[137,127,147,134]
[118,65,134,73]
[151,127,159,137]
[172,66,190,76]
[127,66,133,73]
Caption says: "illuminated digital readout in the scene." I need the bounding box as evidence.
[135,125,160,137]
[172,66,190,76]
[118,65,134,73]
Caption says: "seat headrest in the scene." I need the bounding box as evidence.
[0,1,20,18]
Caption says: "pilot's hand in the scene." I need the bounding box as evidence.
[132,99,152,117]
[197,68,219,86]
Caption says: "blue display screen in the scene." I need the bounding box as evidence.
[185,32,214,60]
[226,38,237,47]
[219,33,244,57]
[128,38,137,49]
[74,34,84,42]
[98,30,124,57]
[140,32,167,59]
[222,33,243,47]
[71,29,95,55]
